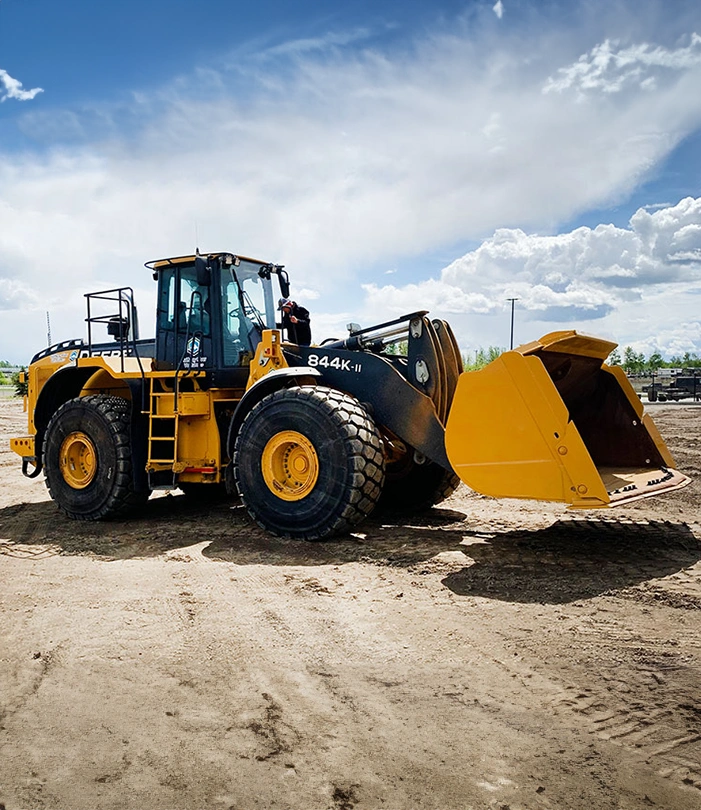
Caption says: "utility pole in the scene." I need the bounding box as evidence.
[506,298,519,350]
[46,311,52,346]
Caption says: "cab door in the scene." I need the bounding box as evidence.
[155,265,214,371]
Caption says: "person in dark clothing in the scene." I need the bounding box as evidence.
[278,297,312,346]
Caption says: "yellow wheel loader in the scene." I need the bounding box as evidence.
[10,252,690,539]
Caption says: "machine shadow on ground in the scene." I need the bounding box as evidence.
[441,518,701,604]
[1,495,699,604]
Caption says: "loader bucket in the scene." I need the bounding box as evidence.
[445,331,690,508]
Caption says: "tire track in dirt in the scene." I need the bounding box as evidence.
[150,552,499,806]
[0,646,64,729]
[553,685,701,790]
[440,513,701,796]
[0,540,61,558]
[151,510,701,802]
[545,529,701,793]
[154,556,382,805]
[2,398,701,809]
[152,549,318,782]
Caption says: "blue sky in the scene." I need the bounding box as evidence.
[1,0,701,362]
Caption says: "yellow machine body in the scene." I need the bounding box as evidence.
[445,331,690,507]
[12,353,223,484]
[9,250,690,541]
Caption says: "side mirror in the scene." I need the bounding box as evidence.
[195,256,212,286]
[278,268,290,299]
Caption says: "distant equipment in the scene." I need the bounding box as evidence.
[644,371,701,402]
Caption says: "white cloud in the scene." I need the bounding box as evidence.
[0,69,43,102]
[260,28,375,58]
[362,278,496,317]
[625,319,701,359]
[493,2,505,20]
[543,33,701,95]
[3,14,701,359]
[295,287,320,301]
[0,278,39,310]
[359,198,701,356]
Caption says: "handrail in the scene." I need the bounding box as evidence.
[84,286,146,411]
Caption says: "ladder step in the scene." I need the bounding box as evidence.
[148,470,177,489]
[148,383,180,470]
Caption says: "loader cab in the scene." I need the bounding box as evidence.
[149,252,282,383]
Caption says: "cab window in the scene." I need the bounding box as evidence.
[221,271,257,366]
[157,266,210,336]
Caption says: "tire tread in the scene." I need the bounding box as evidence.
[44,395,143,520]
[234,385,385,540]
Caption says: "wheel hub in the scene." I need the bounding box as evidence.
[59,431,97,489]
[261,430,319,501]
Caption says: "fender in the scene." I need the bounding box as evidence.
[33,365,97,463]
[226,366,320,457]
[29,365,149,495]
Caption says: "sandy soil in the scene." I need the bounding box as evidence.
[1,397,700,810]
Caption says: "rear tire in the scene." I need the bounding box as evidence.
[234,386,385,539]
[380,456,461,512]
[44,395,147,520]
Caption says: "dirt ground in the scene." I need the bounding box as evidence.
[1,397,700,810]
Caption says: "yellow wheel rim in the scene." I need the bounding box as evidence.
[261,430,319,502]
[59,431,97,489]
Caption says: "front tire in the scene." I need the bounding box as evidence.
[44,395,146,520]
[233,386,385,539]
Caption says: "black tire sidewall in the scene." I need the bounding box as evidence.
[44,398,124,518]
[235,390,360,536]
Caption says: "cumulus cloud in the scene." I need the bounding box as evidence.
[544,33,701,95]
[493,2,505,20]
[360,198,701,355]
[362,278,496,317]
[445,196,701,292]
[0,69,43,102]
[629,319,701,358]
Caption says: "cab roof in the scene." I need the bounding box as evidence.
[145,252,270,271]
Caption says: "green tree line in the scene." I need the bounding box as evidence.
[462,346,504,371]
[461,346,701,374]
[607,348,701,374]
